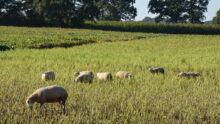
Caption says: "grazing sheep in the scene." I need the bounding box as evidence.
[116,71,132,79]
[75,74,93,83]
[148,67,165,74]
[97,72,113,81]
[178,72,201,78]
[42,71,55,81]
[74,71,94,78]
[26,85,68,113]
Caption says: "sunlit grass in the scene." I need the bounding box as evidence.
[0,27,220,123]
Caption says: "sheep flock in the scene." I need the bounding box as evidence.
[27,68,201,112]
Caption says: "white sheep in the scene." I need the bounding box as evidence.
[75,73,93,83]
[42,71,55,81]
[178,72,201,78]
[148,67,165,74]
[26,85,68,113]
[116,71,132,78]
[74,71,94,78]
[97,72,113,81]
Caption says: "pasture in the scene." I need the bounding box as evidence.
[0,26,220,123]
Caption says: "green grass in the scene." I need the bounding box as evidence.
[0,26,220,123]
[0,26,158,49]
[85,21,220,35]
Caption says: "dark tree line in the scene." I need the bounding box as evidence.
[0,0,136,27]
[148,0,209,23]
[0,0,213,27]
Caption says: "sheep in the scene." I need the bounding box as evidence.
[178,72,201,78]
[74,71,94,78]
[42,71,55,81]
[75,73,93,83]
[116,71,132,79]
[97,72,113,81]
[148,67,165,74]
[26,85,68,113]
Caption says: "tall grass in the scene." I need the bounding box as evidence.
[0,28,220,123]
[84,21,220,35]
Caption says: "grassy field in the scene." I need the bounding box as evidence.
[0,26,220,123]
[0,26,159,49]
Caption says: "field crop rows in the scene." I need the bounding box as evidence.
[0,26,220,123]
[85,21,220,35]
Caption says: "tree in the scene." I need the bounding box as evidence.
[0,0,25,25]
[98,0,137,21]
[186,0,209,24]
[142,17,155,22]
[0,0,137,26]
[213,9,220,24]
[77,0,101,20]
[23,0,103,26]
[24,0,84,26]
[148,0,209,23]
[148,0,187,23]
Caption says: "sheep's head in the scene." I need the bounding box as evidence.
[196,73,201,76]
[128,74,133,78]
[148,68,154,72]
[159,68,165,73]
[178,72,184,77]
[108,74,113,80]
[89,72,94,78]
[26,98,34,110]
[74,72,80,77]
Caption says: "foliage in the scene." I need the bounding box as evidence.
[0,0,25,25]
[0,26,220,123]
[77,0,101,21]
[212,9,220,24]
[142,17,155,23]
[98,0,136,21]
[148,0,187,23]
[148,0,209,23]
[23,0,86,27]
[84,21,220,35]
[186,0,209,24]
[0,0,137,26]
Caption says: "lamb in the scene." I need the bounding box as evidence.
[26,85,68,113]
[75,73,93,83]
[148,67,165,74]
[178,72,201,78]
[74,71,94,78]
[97,72,113,81]
[116,71,132,78]
[42,71,55,81]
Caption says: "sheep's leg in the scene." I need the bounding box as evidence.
[89,80,92,83]
[60,100,66,114]
[39,103,44,112]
